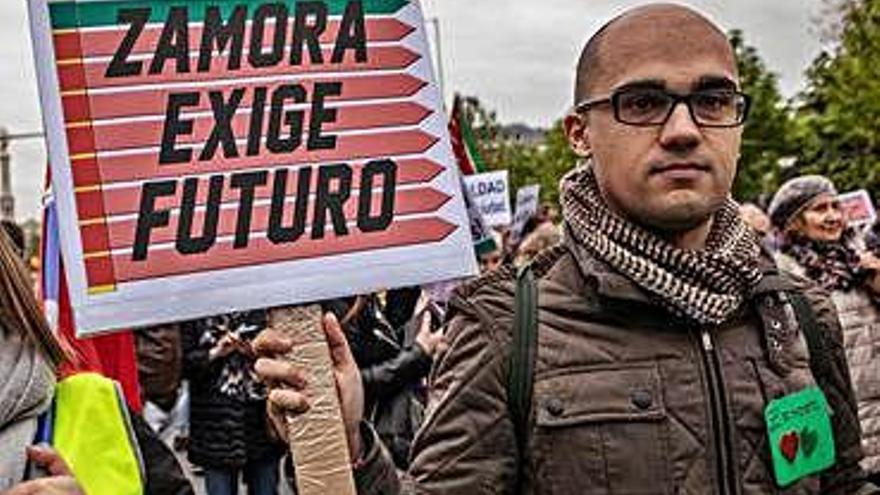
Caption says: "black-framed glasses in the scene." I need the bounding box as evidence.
[575,87,751,128]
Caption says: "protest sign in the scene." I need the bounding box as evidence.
[29,0,477,334]
[462,170,511,227]
[838,190,876,229]
[510,184,540,243]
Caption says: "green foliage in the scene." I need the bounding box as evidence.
[729,29,796,203]
[795,0,880,197]
[495,121,577,207]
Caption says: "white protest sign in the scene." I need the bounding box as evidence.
[838,190,877,229]
[463,170,511,227]
[29,0,477,334]
[510,184,541,243]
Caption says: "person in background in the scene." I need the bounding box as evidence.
[536,203,560,225]
[739,202,777,251]
[181,310,283,495]
[770,175,880,482]
[739,202,771,236]
[136,323,189,449]
[0,228,192,495]
[478,230,504,273]
[865,219,880,256]
[514,222,561,267]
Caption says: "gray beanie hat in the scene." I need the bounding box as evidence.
[768,175,838,230]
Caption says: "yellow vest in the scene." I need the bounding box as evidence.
[52,373,144,495]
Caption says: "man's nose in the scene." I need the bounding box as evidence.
[658,102,701,151]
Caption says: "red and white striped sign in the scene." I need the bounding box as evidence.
[29,0,476,334]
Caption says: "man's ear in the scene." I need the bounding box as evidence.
[563,113,592,157]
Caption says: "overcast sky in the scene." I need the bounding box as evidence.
[1,0,828,221]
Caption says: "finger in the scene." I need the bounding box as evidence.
[252,329,293,356]
[418,310,432,334]
[25,445,72,476]
[254,359,308,388]
[323,313,355,369]
[2,481,38,495]
[268,389,310,415]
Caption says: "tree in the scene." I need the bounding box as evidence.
[501,121,577,207]
[729,30,796,203]
[794,0,880,196]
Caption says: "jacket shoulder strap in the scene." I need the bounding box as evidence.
[787,290,833,382]
[507,264,538,471]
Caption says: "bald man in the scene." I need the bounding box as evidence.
[256,5,875,494]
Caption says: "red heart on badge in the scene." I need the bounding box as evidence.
[780,431,799,462]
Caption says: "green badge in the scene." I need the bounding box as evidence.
[765,386,836,486]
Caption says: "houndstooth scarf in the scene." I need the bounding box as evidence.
[561,163,763,326]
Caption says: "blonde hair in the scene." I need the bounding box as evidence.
[0,228,65,367]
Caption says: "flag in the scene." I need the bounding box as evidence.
[448,95,487,176]
[448,95,496,254]
[41,170,143,412]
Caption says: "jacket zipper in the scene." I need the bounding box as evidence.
[698,329,737,495]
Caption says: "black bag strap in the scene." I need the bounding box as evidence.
[507,264,538,483]
[787,290,833,382]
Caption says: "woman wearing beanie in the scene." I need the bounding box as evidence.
[769,175,880,481]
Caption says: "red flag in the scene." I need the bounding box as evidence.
[448,95,477,175]
[41,167,143,412]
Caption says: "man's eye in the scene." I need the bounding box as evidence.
[695,92,733,110]
[621,92,666,112]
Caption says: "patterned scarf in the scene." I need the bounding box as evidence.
[561,164,763,326]
[781,232,868,292]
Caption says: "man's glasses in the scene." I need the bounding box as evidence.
[575,87,751,128]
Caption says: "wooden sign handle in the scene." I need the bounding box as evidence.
[268,305,356,495]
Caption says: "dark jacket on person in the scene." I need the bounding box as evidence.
[181,311,282,469]
[352,237,875,494]
[131,412,194,495]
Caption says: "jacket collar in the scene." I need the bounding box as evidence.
[563,226,654,305]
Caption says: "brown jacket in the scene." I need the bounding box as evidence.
[355,236,874,494]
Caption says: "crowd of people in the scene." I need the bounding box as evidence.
[1,3,880,494]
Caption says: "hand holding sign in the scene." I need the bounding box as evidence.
[255,309,366,463]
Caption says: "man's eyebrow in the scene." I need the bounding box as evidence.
[614,79,666,92]
[692,76,738,91]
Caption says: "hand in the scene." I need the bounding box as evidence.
[209,333,240,361]
[2,446,84,495]
[860,253,880,294]
[415,311,448,357]
[234,337,256,358]
[254,313,365,463]
[859,252,880,271]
